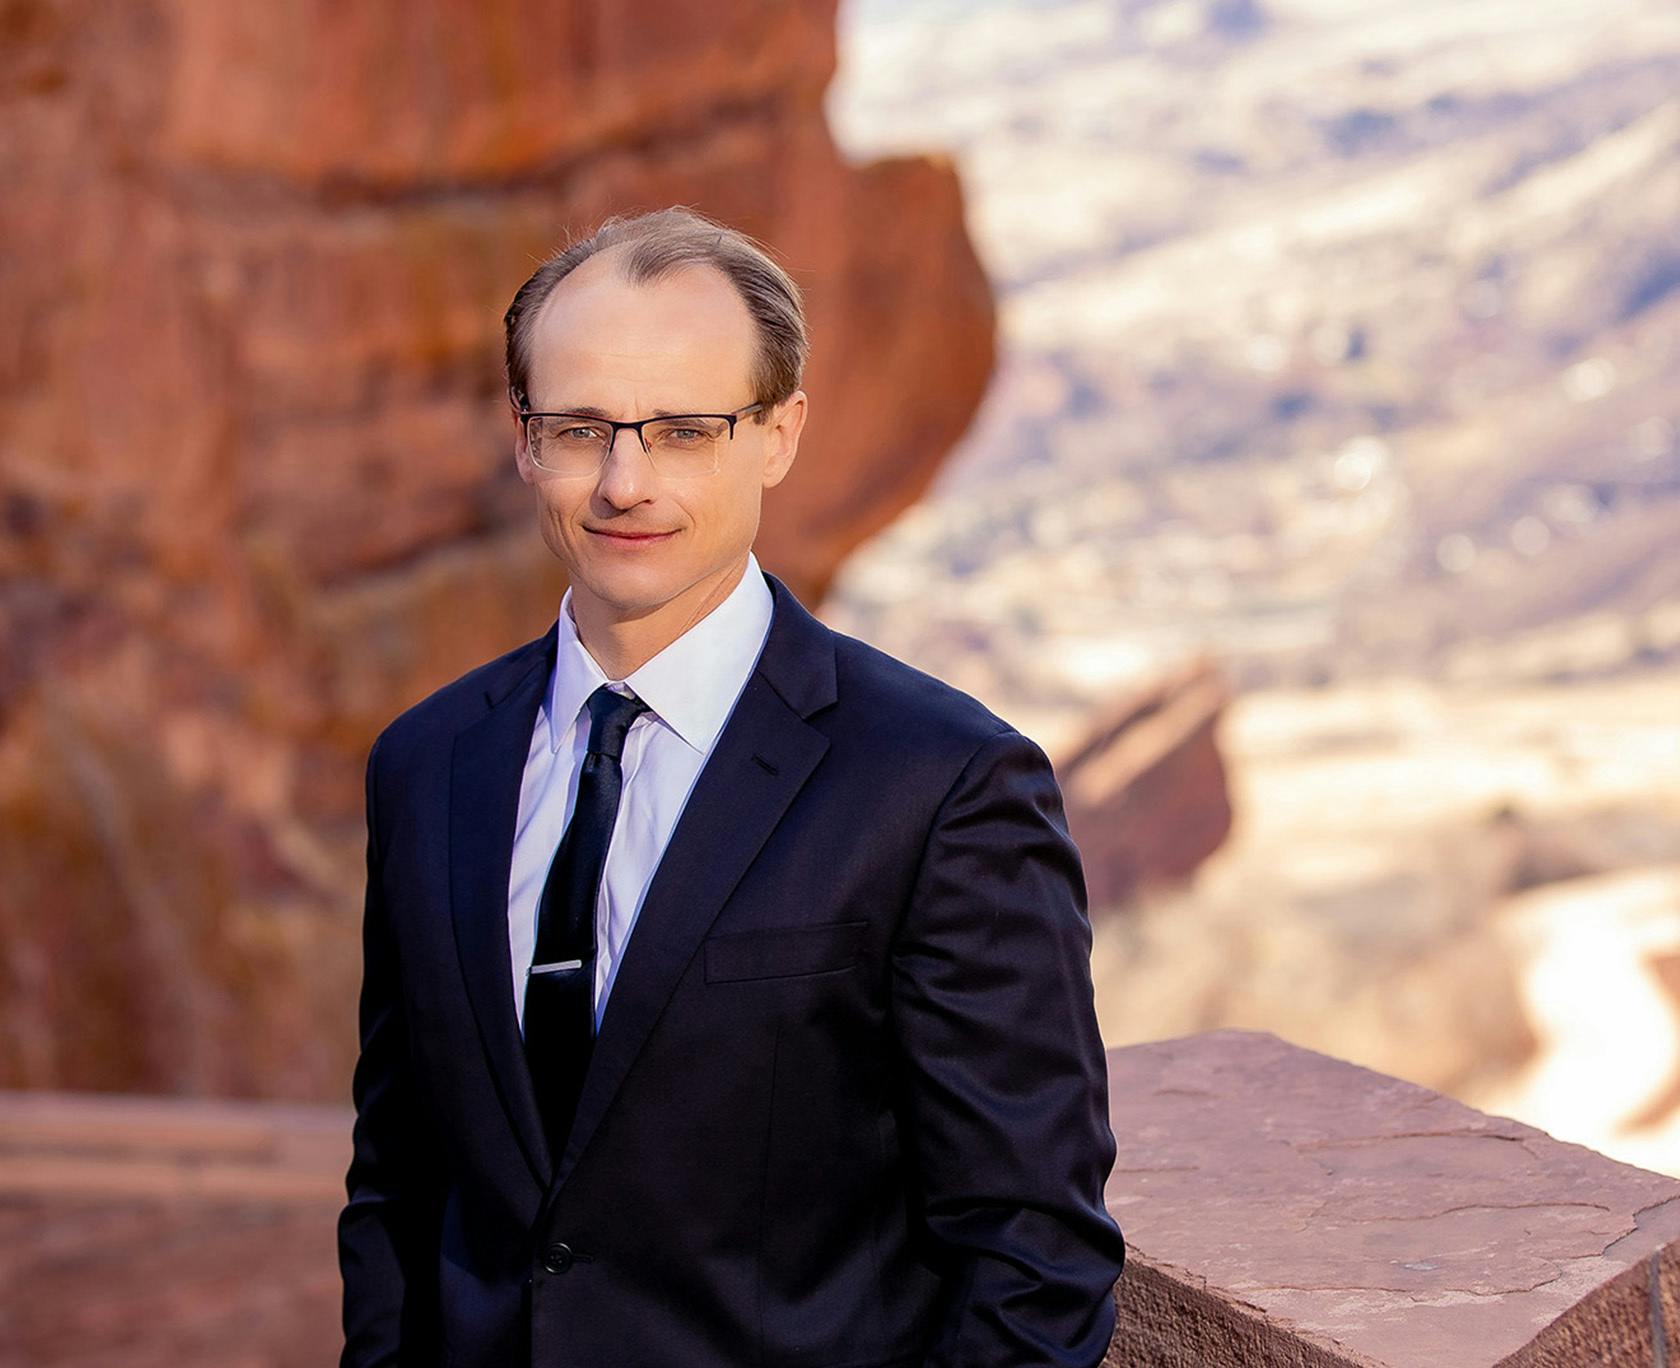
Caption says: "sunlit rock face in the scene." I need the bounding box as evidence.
[0,0,994,1096]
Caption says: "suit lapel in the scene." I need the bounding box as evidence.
[448,570,838,1196]
[450,624,558,1189]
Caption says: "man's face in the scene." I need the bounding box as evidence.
[514,249,804,625]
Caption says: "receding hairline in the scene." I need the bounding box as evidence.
[504,208,809,414]
[524,244,756,336]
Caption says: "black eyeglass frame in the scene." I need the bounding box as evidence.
[516,401,767,468]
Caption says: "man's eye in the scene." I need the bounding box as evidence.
[562,426,605,442]
[666,427,708,443]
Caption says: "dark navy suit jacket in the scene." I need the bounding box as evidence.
[338,567,1126,1367]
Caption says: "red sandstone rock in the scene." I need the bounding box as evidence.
[0,0,993,1097]
[1056,656,1234,912]
[1104,1029,1680,1366]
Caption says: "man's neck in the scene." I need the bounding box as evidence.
[569,555,752,680]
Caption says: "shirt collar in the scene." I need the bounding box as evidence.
[545,550,774,757]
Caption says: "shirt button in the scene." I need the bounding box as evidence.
[541,1242,574,1274]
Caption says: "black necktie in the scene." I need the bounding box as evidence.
[523,684,651,1159]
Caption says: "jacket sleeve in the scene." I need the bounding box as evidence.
[890,726,1126,1368]
[337,734,444,1366]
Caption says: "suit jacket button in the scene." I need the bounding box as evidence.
[541,1243,574,1274]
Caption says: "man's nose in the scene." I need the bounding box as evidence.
[595,427,654,504]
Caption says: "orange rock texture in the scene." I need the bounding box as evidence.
[0,0,995,1097]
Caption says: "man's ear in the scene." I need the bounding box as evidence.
[761,390,807,490]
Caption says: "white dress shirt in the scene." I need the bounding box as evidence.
[507,552,775,1035]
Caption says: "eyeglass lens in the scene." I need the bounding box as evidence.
[527,415,732,474]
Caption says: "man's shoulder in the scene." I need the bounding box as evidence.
[370,628,550,771]
[823,623,1028,768]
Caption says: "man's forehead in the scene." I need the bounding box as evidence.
[532,252,748,335]
[523,344,753,413]
[524,255,756,404]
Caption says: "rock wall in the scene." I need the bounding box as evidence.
[1105,1030,1680,1366]
[0,0,995,1097]
[7,1036,1674,1364]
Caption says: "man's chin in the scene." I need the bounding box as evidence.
[570,565,684,621]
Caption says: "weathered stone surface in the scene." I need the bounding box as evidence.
[1056,656,1233,912]
[0,1090,347,1367]
[0,0,993,1098]
[1104,1029,1680,1366]
[9,1037,1678,1364]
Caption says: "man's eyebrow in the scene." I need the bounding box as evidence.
[536,404,612,418]
[529,405,713,419]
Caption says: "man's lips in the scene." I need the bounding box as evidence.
[587,527,676,540]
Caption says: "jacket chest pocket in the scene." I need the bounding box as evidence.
[703,919,867,983]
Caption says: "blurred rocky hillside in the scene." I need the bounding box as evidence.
[826,0,1680,1171]
[829,0,1680,720]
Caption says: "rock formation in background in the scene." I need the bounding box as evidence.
[0,0,994,1097]
[1056,657,1233,912]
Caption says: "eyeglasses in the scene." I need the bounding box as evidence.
[518,402,765,478]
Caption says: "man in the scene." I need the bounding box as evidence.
[338,206,1126,1368]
